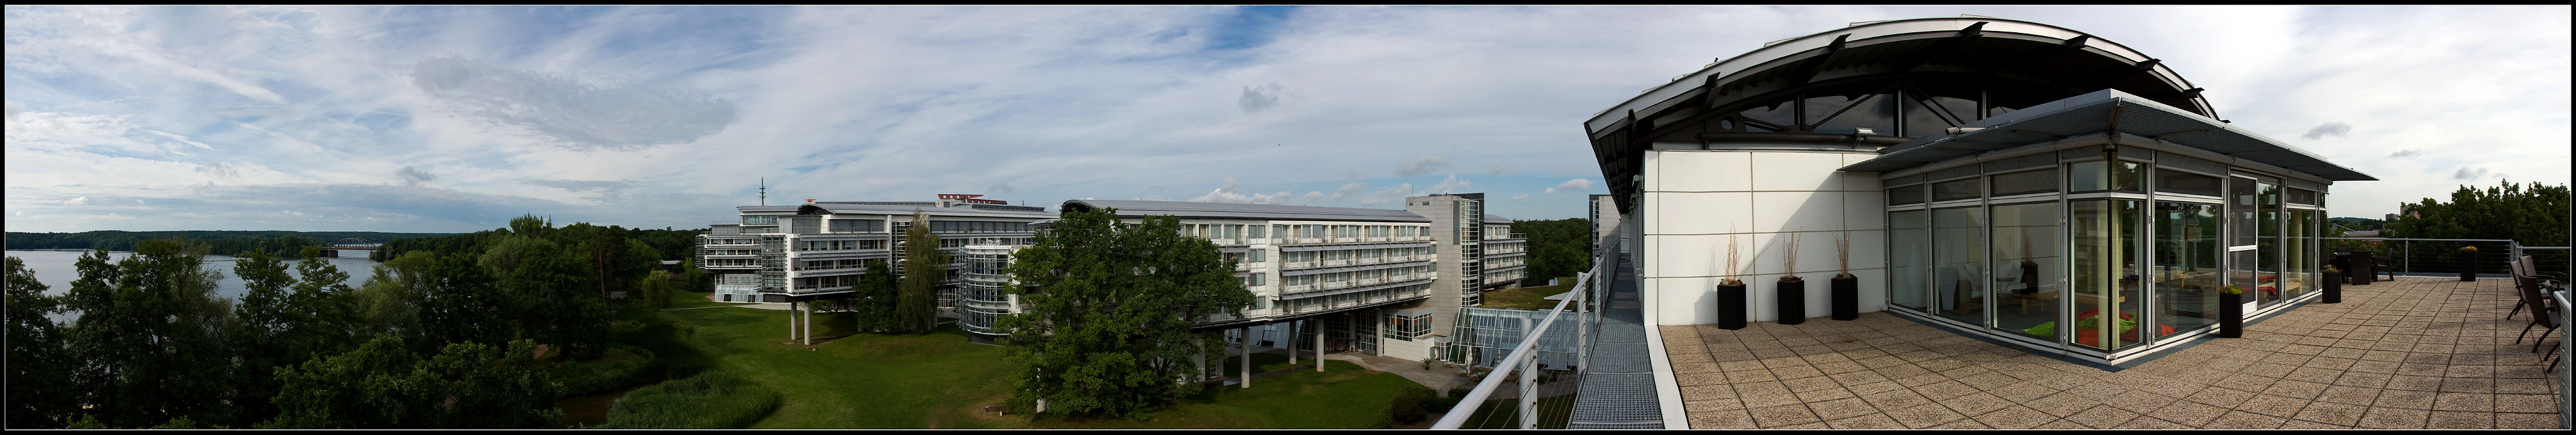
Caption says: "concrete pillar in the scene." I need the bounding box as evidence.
[801,300,813,345]
[1195,336,1208,382]
[788,300,797,341]
[1287,320,1298,365]
[1240,327,1253,389]
[1316,317,1326,372]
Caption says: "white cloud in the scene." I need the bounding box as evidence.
[1545,178,1592,194]
[1395,155,1450,177]
[62,196,88,206]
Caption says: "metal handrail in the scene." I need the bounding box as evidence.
[1434,240,1607,429]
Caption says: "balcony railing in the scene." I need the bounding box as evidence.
[1434,234,1612,429]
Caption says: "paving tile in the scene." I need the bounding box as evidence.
[2101,392,2179,414]
[2034,418,2085,429]
[1804,397,1874,421]
[2115,416,2191,429]
[1770,421,1830,429]
[1985,381,2058,403]
[1855,388,1931,411]
[2065,404,2141,429]
[2497,412,2559,429]
[2280,419,2351,429]
[1685,409,1755,429]
[1940,392,2012,415]
[2204,410,2289,429]
[1911,380,1978,400]
[2184,385,2255,408]
[1679,383,1737,401]
[2373,389,2436,410]
[2436,377,2494,393]
[2494,394,2555,413]
[1927,419,1990,429]
[1681,398,1747,414]
[2025,390,2106,418]
[1718,360,1768,372]
[2430,392,2494,412]
[2315,385,2382,406]
[2358,407,2429,429]
[1770,365,1826,380]
[1735,382,1800,408]
[2143,400,2226,427]
[1745,403,1821,428]
[1844,380,1902,395]
[2236,394,2318,417]
[1884,402,1965,429]
[2425,411,2494,429]
[2291,401,2367,426]
[1723,369,1779,383]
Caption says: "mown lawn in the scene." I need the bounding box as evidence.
[658,305,1428,429]
[1479,277,1580,311]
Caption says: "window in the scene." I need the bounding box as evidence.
[2069,160,2144,192]
[1931,207,1985,326]
[2156,169,2222,197]
[1931,179,1980,202]
[1989,202,2059,339]
[1889,184,1926,206]
[1989,169,2058,197]
[1247,249,1265,262]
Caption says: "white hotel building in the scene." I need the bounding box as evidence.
[695,196,1053,343]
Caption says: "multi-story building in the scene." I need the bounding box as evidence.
[1057,199,1441,359]
[695,195,1052,343]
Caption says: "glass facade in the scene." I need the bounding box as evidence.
[1883,144,2331,361]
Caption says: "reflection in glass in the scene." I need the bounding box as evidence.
[1902,95,1955,138]
[2154,202,2221,336]
[1933,179,1980,202]
[2070,160,2144,192]
[1804,93,1896,134]
[2257,182,2280,305]
[1933,207,1987,326]
[2157,169,2222,197]
[1990,169,2059,197]
[1891,210,1929,311]
[1991,202,2060,340]
[2070,200,2143,351]
[2286,209,2313,300]
[2112,161,2144,191]
[1890,184,1926,206]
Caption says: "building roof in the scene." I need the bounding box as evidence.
[1062,199,1430,223]
[736,206,800,213]
[1839,89,2376,182]
[791,202,1056,219]
[1484,214,1515,224]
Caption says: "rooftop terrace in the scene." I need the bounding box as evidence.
[1660,276,2561,429]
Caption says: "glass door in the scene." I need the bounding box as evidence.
[2226,175,2266,317]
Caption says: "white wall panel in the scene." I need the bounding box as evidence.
[1844,191,1887,231]
[1652,276,1719,325]
[1752,191,1845,233]
[1649,151,1752,192]
[1649,234,1739,278]
[1649,191,1754,235]
[1750,152,1848,191]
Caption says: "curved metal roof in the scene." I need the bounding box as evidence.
[1585,17,2215,135]
[1062,199,1430,223]
[1841,89,2375,181]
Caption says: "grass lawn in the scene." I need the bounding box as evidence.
[656,305,1428,429]
[1479,277,1580,311]
[665,289,761,309]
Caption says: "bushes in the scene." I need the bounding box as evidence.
[599,371,780,429]
[1387,385,1434,426]
[557,345,656,396]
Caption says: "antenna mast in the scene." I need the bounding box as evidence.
[759,177,768,206]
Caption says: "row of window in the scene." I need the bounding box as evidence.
[795,258,882,272]
[1280,266,1437,289]
[1280,247,1435,265]
[925,220,1035,233]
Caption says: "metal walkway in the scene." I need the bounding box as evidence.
[1567,244,1663,429]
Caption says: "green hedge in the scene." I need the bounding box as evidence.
[557,345,656,396]
[599,371,780,429]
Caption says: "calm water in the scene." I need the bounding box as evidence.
[7,250,381,322]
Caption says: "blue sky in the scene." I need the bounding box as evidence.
[6,5,2570,233]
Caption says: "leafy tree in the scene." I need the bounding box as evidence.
[680,258,709,293]
[265,334,563,429]
[289,245,363,360]
[229,249,299,427]
[998,209,1257,418]
[7,256,75,428]
[2387,179,2570,244]
[1510,218,1595,287]
[354,251,438,340]
[418,252,507,352]
[61,240,238,428]
[483,234,605,358]
[641,269,674,307]
[849,260,899,333]
[897,210,947,333]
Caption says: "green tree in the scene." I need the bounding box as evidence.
[7,256,75,428]
[483,235,605,358]
[418,252,507,351]
[229,249,300,427]
[897,210,947,333]
[265,334,563,429]
[354,251,438,340]
[61,240,238,427]
[641,269,674,307]
[2387,179,2570,244]
[998,209,1257,418]
[288,245,362,360]
[849,260,898,333]
[1510,218,1595,287]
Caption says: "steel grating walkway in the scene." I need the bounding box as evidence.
[1567,246,1664,429]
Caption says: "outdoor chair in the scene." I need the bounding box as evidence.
[2511,258,2560,354]
[2513,255,2569,320]
[2372,252,2398,281]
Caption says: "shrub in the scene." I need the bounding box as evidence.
[599,371,781,429]
[558,345,657,396]
[1388,385,1434,425]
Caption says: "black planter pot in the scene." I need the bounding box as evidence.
[2458,252,2477,282]
[1717,283,1747,330]
[2217,291,2244,338]
[1830,276,1859,321]
[2323,271,2343,304]
[1777,279,1806,325]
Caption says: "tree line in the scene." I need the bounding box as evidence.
[1510,217,1596,286]
[2386,179,2570,244]
[5,230,458,258]
[6,214,678,429]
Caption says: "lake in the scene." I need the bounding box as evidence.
[7,249,383,322]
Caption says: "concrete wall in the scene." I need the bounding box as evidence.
[1640,150,1889,325]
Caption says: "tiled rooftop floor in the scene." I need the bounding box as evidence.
[1659,276,2562,429]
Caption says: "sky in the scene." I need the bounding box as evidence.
[5,5,2570,233]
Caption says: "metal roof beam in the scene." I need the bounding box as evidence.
[1887,22,1985,73]
[1781,34,1850,88]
